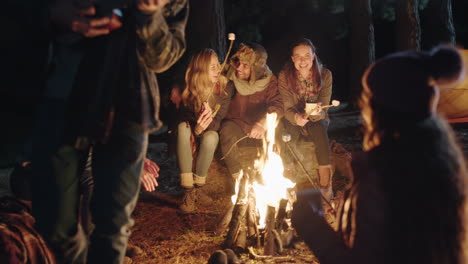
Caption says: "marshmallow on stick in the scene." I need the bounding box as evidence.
[319,100,340,110]
[221,33,236,72]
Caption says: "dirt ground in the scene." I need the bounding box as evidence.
[127,109,468,264]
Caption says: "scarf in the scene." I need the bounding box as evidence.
[228,66,273,96]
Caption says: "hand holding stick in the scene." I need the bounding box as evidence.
[211,104,221,118]
[305,100,340,116]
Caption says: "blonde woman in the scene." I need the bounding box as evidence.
[177,49,233,212]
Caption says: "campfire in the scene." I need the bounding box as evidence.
[217,113,298,259]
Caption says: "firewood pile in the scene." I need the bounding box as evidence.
[216,169,298,259]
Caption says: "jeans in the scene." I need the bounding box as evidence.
[281,118,330,165]
[33,99,147,264]
[177,122,219,178]
[219,120,247,176]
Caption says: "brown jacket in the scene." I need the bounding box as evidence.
[224,76,283,134]
[278,68,332,125]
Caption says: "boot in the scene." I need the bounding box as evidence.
[194,187,213,207]
[318,165,333,202]
[180,188,197,213]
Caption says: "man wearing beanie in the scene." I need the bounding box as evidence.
[219,43,283,186]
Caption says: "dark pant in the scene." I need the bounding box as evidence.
[32,99,147,264]
[219,120,246,176]
[281,118,330,165]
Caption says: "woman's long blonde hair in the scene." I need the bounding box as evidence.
[182,49,227,112]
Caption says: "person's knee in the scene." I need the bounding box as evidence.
[177,122,192,139]
[219,123,231,141]
[202,131,219,149]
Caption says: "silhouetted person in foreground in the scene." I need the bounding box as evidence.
[292,45,468,264]
[32,0,188,263]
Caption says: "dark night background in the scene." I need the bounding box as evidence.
[1,0,468,166]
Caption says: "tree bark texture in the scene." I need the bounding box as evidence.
[186,0,227,60]
[396,0,421,51]
[422,0,455,48]
[348,0,375,103]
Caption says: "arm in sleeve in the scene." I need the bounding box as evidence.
[318,69,332,108]
[265,76,284,119]
[135,0,188,73]
[207,81,235,131]
[278,71,299,125]
[292,179,384,263]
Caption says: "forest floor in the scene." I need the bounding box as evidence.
[127,106,468,264]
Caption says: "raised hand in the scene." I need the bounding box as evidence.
[295,113,309,127]
[49,0,120,38]
[141,158,160,192]
[248,123,265,139]
[194,102,213,135]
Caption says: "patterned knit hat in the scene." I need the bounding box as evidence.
[230,43,268,84]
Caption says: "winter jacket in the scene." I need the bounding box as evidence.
[224,76,283,134]
[67,1,188,141]
[278,68,332,125]
[178,82,235,132]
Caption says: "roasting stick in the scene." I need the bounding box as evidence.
[318,100,340,110]
[221,33,236,72]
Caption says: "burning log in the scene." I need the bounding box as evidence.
[264,205,277,255]
[223,113,297,257]
[215,203,234,236]
[275,199,288,231]
[246,189,261,248]
[223,175,249,248]
[248,247,294,262]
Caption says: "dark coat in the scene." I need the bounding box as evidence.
[178,81,235,133]
[67,1,188,142]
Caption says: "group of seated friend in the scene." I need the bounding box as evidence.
[173,38,335,213]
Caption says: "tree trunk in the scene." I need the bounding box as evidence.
[157,0,226,88]
[348,0,375,104]
[395,0,421,51]
[421,0,456,49]
[186,0,227,60]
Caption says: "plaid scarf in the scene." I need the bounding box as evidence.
[295,71,318,103]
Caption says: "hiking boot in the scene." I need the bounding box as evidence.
[195,187,213,207]
[180,189,196,213]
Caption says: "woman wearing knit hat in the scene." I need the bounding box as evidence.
[278,38,334,201]
[292,45,468,264]
[177,49,234,213]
